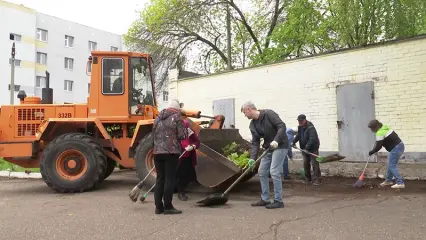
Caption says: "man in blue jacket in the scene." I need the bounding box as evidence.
[241,101,288,209]
[292,114,321,185]
[283,127,298,179]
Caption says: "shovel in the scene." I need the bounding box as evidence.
[293,146,345,163]
[196,147,271,207]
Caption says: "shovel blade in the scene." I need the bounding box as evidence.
[322,154,346,163]
[196,193,229,206]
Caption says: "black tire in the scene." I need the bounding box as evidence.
[103,157,116,180]
[40,133,107,193]
[135,132,156,189]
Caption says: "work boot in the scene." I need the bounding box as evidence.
[283,176,291,180]
[155,208,164,214]
[178,192,188,201]
[164,207,182,215]
[265,200,284,209]
[251,199,269,207]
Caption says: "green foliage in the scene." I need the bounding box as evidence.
[125,0,289,73]
[223,142,251,169]
[253,0,332,64]
[257,0,426,63]
[125,0,426,74]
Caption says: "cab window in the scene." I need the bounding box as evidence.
[129,57,155,114]
[102,58,124,95]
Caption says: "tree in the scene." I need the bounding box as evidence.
[124,0,288,76]
[253,0,334,64]
[259,0,426,63]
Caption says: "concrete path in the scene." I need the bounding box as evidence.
[1,171,426,240]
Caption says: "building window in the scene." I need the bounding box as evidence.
[88,83,90,93]
[102,58,124,95]
[9,33,21,42]
[111,46,118,51]
[36,76,46,88]
[37,52,47,65]
[64,80,73,92]
[64,57,74,70]
[65,35,74,47]
[9,58,21,67]
[163,91,169,101]
[36,28,48,42]
[89,41,97,52]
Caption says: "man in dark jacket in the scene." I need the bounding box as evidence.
[152,99,187,215]
[241,101,288,209]
[292,114,321,185]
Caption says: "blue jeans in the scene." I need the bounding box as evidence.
[283,155,289,177]
[259,148,288,203]
[282,148,292,177]
[386,142,405,184]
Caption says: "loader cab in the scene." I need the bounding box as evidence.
[86,51,157,119]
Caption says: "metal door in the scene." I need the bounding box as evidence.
[212,98,235,129]
[336,81,376,161]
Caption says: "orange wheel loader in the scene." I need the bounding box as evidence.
[0,51,257,193]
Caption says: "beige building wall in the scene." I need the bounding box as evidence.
[170,35,426,158]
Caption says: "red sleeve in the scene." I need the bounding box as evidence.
[190,132,200,149]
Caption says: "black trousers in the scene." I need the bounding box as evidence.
[177,156,193,193]
[302,151,321,181]
[154,154,178,210]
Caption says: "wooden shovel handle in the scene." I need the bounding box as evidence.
[293,146,321,158]
[222,147,271,196]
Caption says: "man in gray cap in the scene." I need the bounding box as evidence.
[292,114,321,185]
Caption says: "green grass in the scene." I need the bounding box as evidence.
[0,158,40,173]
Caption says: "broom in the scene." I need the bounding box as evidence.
[128,150,188,202]
[139,183,156,203]
[129,166,156,202]
[353,155,372,188]
[293,146,345,163]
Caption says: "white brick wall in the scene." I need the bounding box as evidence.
[171,36,426,153]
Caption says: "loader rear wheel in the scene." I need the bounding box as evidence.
[40,133,107,193]
[135,133,157,189]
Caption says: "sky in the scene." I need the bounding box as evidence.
[6,0,147,34]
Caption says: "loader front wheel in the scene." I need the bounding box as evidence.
[103,158,116,180]
[40,133,107,193]
[135,133,156,189]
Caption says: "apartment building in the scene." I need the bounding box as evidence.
[0,0,124,104]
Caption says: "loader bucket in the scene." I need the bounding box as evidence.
[194,128,255,189]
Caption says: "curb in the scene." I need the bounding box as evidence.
[0,167,124,180]
[288,159,426,181]
[0,170,42,179]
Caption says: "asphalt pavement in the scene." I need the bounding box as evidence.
[1,171,426,240]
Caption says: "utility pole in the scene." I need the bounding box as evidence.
[226,3,232,70]
[10,42,16,105]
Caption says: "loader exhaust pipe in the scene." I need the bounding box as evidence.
[41,70,53,104]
